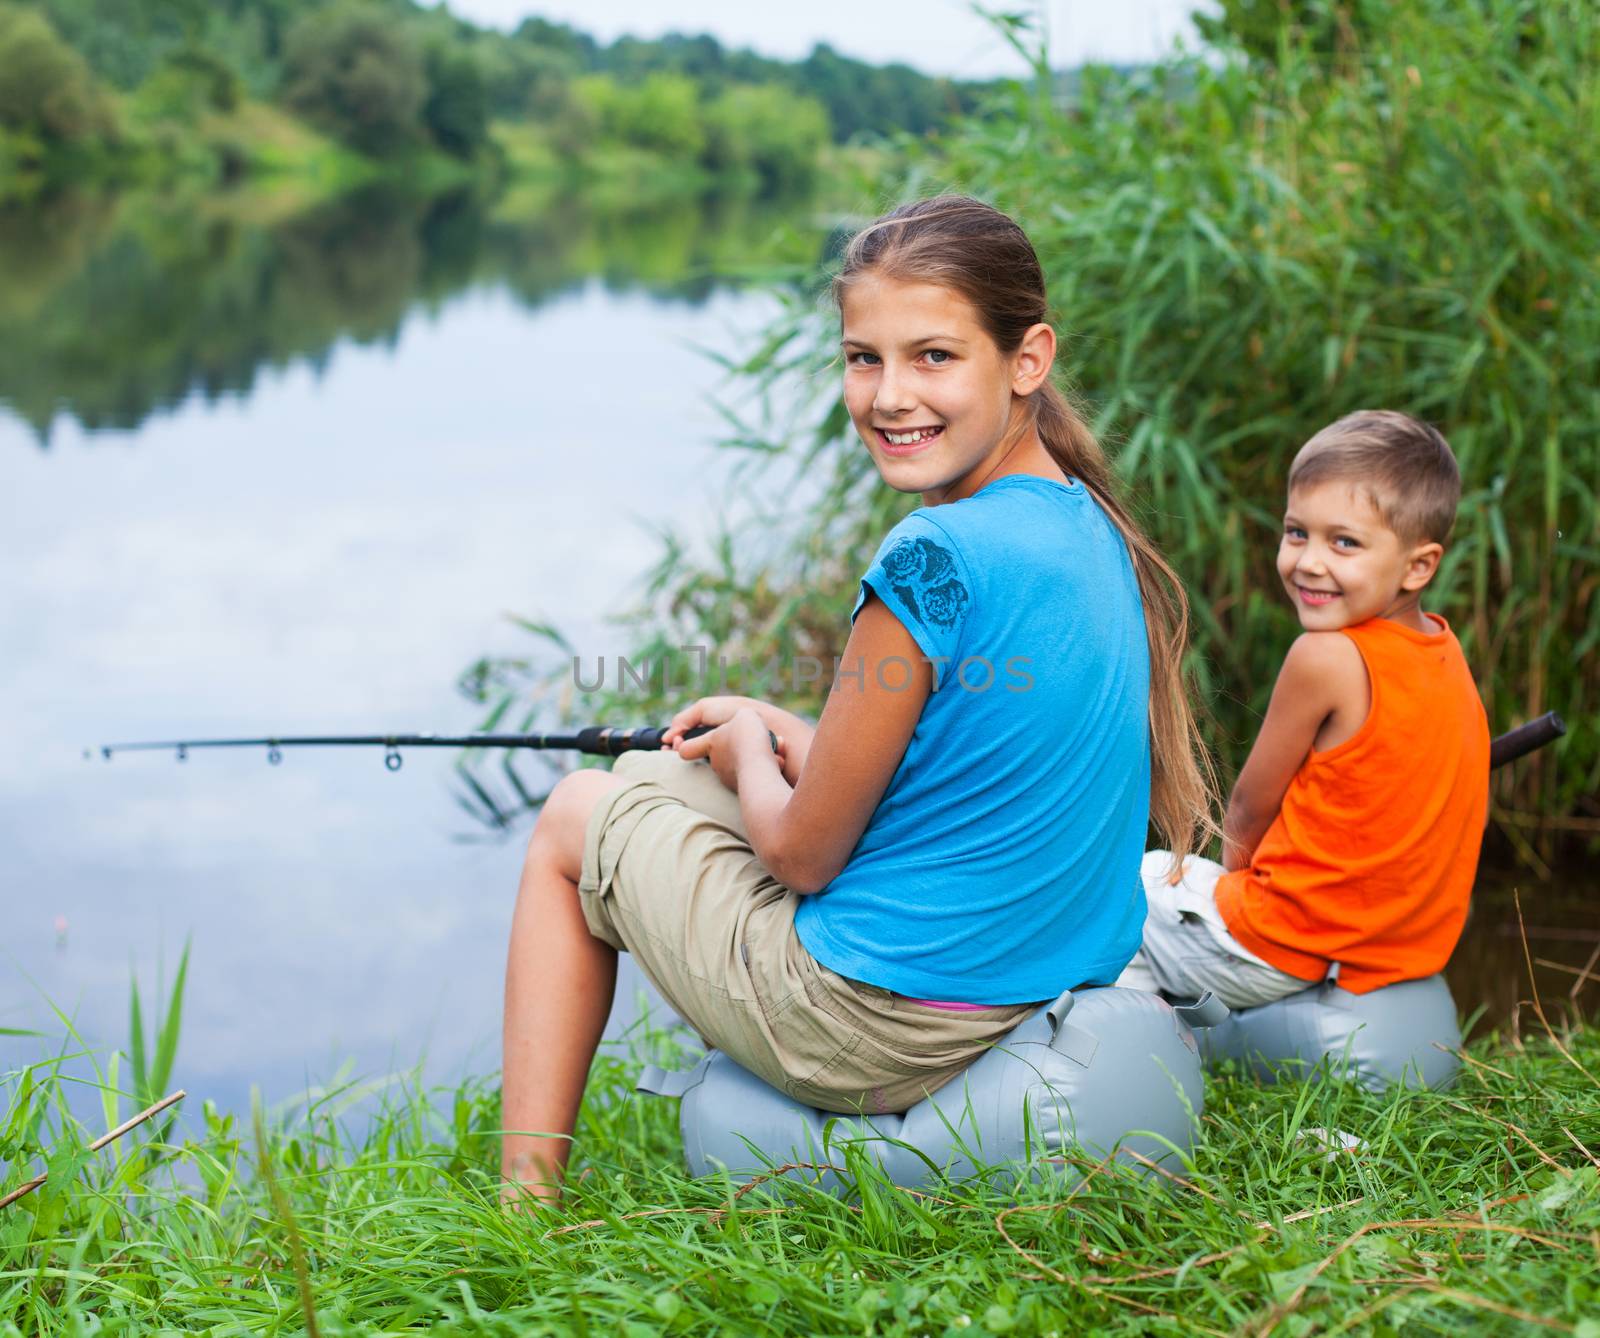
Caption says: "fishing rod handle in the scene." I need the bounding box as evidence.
[675,724,781,754]
[574,724,780,756]
[1489,711,1565,771]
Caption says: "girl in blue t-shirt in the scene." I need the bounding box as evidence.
[501,195,1215,1205]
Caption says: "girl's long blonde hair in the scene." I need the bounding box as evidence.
[833,194,1218,859]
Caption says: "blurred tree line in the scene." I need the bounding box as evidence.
[0,0,990,191]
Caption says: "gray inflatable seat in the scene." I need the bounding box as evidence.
[1198,972,1461,1090]
[634,985,1223,1196]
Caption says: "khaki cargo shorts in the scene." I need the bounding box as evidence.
[577,749,1045,1115]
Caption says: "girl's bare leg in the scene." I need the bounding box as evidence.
[500,768,628,1206]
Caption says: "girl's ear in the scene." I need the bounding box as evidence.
[1400,540,1444,591]
[1011,322,1057,396]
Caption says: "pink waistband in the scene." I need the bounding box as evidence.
[898,995,992,1011]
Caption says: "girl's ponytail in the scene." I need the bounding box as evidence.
[1032,382,1219,860]
[835,195,1219,861]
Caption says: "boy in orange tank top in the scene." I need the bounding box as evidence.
[1118,410,1490,1007]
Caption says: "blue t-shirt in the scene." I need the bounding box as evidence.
[792,474,1152,1003]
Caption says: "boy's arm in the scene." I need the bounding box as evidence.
[1222,632,1368,871]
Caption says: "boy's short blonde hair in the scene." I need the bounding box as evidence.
[1288,409,1462,545]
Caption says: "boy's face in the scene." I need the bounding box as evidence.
[1277,481,1443,631]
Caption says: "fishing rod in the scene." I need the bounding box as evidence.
[89,723,769,772]
[1488,710,1565,770]
[91,711,1563,773]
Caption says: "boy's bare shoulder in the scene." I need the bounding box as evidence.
[1278,631,1367,694]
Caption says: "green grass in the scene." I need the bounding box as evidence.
[3,994,1598,1334]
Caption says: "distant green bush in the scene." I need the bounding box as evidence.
[534,76,598,161]
[282,3,427,157]
[0,3,115,150]
[516,22,984,145]
[131,46,243,123]
[421,38,491,160]
[578,72,706,162]
[528,71,831,195]
[705,83,830,194]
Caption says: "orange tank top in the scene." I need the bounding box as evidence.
[1214,614,1489,993]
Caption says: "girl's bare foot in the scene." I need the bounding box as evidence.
[499,1181,559,1213]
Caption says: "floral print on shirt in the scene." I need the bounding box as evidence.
[880,535,970,631]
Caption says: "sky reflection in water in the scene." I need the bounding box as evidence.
[1,270,785,1121]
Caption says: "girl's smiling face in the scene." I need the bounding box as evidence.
[840,274,1052,505]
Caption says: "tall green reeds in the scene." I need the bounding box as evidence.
[464,0,1596,850]
[947,0,1600,840]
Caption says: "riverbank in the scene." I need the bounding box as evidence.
[0,95,447,204]
[489,123,890,217]
[3,1010,1596,1332]
[0,99,769,207]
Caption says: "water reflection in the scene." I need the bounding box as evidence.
[0,180,813,1123]
[1450,874,1598,1036]
[0,183,814,441]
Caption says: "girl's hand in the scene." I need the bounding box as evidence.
[661,696,759,748]
[673,707,783,792]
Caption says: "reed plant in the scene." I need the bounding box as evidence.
[461,0,1597,853]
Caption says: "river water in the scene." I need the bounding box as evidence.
[0,183,817,1122]
[1,184,1591,1134]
